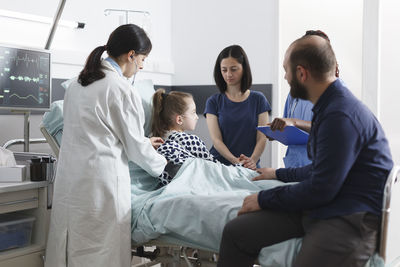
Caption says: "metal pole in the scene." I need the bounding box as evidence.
[45,0,67,50]
[24,111,30,152]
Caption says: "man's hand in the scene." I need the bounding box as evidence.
[252,168,277,181]
[270,118,295,131]
[238,193,261,216]
[150,137,164,149]
[239,154,257,170]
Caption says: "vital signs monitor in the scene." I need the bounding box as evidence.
[0,44,51,111]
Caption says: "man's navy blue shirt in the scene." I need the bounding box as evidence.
[258,79,393,219]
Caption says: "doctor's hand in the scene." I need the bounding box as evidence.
[238,193,261,216]
[150,137,164,149]
[252,168,277,181]
[239,154,257,170]
[270,118,294,131]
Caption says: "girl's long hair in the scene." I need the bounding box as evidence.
[151,89,193,137]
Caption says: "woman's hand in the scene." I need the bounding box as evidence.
[228,156,241,165]
[239,154,257,170]
[252,168,277,181]
[150,137,164,149]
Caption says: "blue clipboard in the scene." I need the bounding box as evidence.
[257,126,309,145]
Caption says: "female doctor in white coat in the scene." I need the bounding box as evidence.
[45,24,167,267]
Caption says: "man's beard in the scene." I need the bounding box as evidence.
[289,74,309,100]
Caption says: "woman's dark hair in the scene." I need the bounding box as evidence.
[151,88,193,138]
[213,45,252,93]
[78,24,152,86]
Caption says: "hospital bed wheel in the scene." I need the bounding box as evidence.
[132,246,160,261]
[136,246,144,256]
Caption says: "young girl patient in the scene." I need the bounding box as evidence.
[152,89,219,186]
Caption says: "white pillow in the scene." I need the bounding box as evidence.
[133,79,155,137]
[61,77,78,90]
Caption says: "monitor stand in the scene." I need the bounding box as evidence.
[3,111,46,152]
[23,111,30,152]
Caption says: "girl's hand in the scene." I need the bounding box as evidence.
[150,137,164,149]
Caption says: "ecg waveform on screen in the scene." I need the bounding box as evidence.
[9,54,40,68]
[8,93,41,104]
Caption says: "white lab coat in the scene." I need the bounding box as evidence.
[45,61,166,267]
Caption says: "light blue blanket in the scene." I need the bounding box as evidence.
[130,158,385,267]
[41,100,64,146]
[130,157,305,266]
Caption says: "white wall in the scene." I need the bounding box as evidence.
[171,0,279,167]
[380,0,400,164]
[279,0,363,98]
[278,0,364,167]
[0,0,173,151]
[171,0,278,86]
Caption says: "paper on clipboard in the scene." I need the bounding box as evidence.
[257,126,309,145]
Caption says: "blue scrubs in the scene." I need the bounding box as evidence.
[105,57,123,77]
[204,91,271,167]
[282,94,313,168]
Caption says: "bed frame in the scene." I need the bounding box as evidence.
[132,240,217,267]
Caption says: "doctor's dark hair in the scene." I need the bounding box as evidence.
[78,24,152,86]
[213,45,252,93]
[151,89,193,138]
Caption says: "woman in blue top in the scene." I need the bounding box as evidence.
[268,95,313,168]
[282,94,313,167]
[204,45,271,169]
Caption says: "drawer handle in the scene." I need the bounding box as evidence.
[0,197,38,206]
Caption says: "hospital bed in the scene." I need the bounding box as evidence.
[41,115,400,267]
[40,98,220,267]
[39,128,217,267]
[40,85,400,267]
